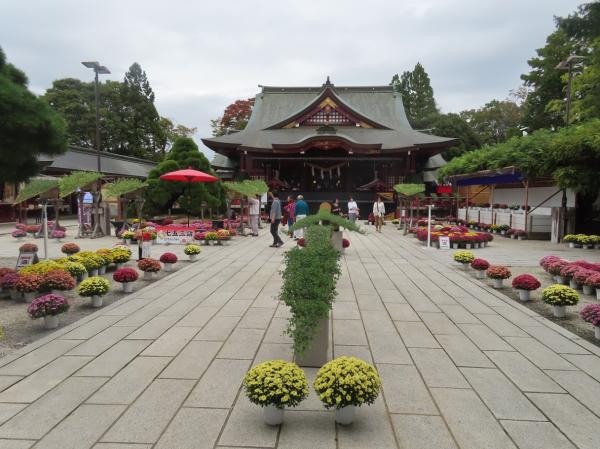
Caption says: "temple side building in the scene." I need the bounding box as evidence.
[203,78,457,214]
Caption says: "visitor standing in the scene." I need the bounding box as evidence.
[293,194,309,240]
[248,195,260,237]
[269,192,284,247]
[284,195,296,236]
[348,197,359,223]
[332,198,341,216]
[373,197,385,232]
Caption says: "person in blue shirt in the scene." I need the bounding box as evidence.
[293,195,309,239]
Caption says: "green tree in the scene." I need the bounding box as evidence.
[567,37,600,122]
[391,62,438,128]
[428,113,482,160]
[520,2,600,129]
[460,99,522,145]
[144,137,226,216]
[157,118,197,156]
[0,47,67,183]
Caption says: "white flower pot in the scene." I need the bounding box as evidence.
[556,276,566,285]
[163,263,173,272]
[10,289,21,301]
[143,272,154,280]
[595,326,600,340]
[90,269,99,277]
[492,279,504,289]
[99,266,106,275]
[501,230,506,235]
[553,305,566,318]
[583,285,594,295]
[263,404,283,426]
[91,295,103,308]
[569,242,575,248]
[452,243,459,249]
[335,405,356,425]
[115,262,124,269]
[121,282,133,293]
[517,236,524,240]
[517,289,531,302]
[44,315,59,329]
[79,272,88,281]
[72,275,78,284]
[189,254,198,262]
[475,270,486,279]
[569,279,579,290]
[465,244,472,249]
[125,239,131,245]
[596,289,600,301]
[50,289,65,296]
[459,263,469,270]
[23,291,36,303]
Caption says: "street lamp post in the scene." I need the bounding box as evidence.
[555,55,584,240]
[81,61,110,172]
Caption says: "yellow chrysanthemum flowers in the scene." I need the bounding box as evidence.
[243,360,308,409]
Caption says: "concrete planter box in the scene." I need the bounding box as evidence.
[331,231,343,251]
[295,315,329,368]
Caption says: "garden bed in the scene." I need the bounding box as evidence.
[0,257,190,358]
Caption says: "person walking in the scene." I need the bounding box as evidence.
[248,195,260,237]
[373,196,385,232]
[284,195,296,236]
[293,194,309,240]
[348,197,359,223]
[269,192,284,247]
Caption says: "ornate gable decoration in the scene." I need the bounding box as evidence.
[284,97,370,128]
[267,83,390,131]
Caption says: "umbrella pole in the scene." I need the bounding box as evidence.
[187,182,191,227]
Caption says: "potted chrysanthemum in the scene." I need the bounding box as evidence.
[342,238,350,251]
[1,272,21,300]
[486,265,511,289]
[559,264,580,287]
[19,243,38,253]
[204,231,218,245]
[583,272,600,299]
[580,304,600,340]
[0,268,17,298]
[95,249,113,275]
[159,252,178,272]
[63,261,87,283]
[15,273,43,303]
[61,242,80,256]
[113,267,139,292]
[571,268,593,291]
[470,258,489,279]
[121,230,135,245]
[243,360,308,425]
[511,274,541,301]
[547,260,569,283]
[314,356,381,425]
[41,269,76,295]
[77,276,110,308]
[110,248,131,269]
[137,258,161,280]
[12,229,26,241]
[541,284,579,318]
[79,253,104,277]
[51,229,66,241]
[453,250,475,270]
[27,293,70,329]
[184,244,201,261]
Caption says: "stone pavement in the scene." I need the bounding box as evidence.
[1,227,600,449]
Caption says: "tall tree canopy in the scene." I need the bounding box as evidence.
[211,98,255,137]
[521,2,600,130]
[460,99,523,146]
[428,113,482,160]
[43,63,193,161]
[391,62,438,128]
[144,137,226,216]
[0,47,67,183]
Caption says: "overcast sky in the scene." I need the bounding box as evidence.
[1,0,581,156]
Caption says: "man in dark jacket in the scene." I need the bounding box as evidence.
[269,191,284,247]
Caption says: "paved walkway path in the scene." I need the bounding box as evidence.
[1,228,600,449]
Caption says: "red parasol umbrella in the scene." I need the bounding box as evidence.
[160,167,219,225]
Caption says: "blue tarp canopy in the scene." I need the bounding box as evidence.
[448,167,524,186]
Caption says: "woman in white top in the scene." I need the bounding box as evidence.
[372,197,385,232]
[347,197,359,223]
[248,195,260,236]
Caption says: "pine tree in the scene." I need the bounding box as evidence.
[0,47,67,183]
[144,137,226,216]
[391,63,438,128]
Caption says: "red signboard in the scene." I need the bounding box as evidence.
[436,185,453,194]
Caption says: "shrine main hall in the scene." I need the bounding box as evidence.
[204,78,456,214]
